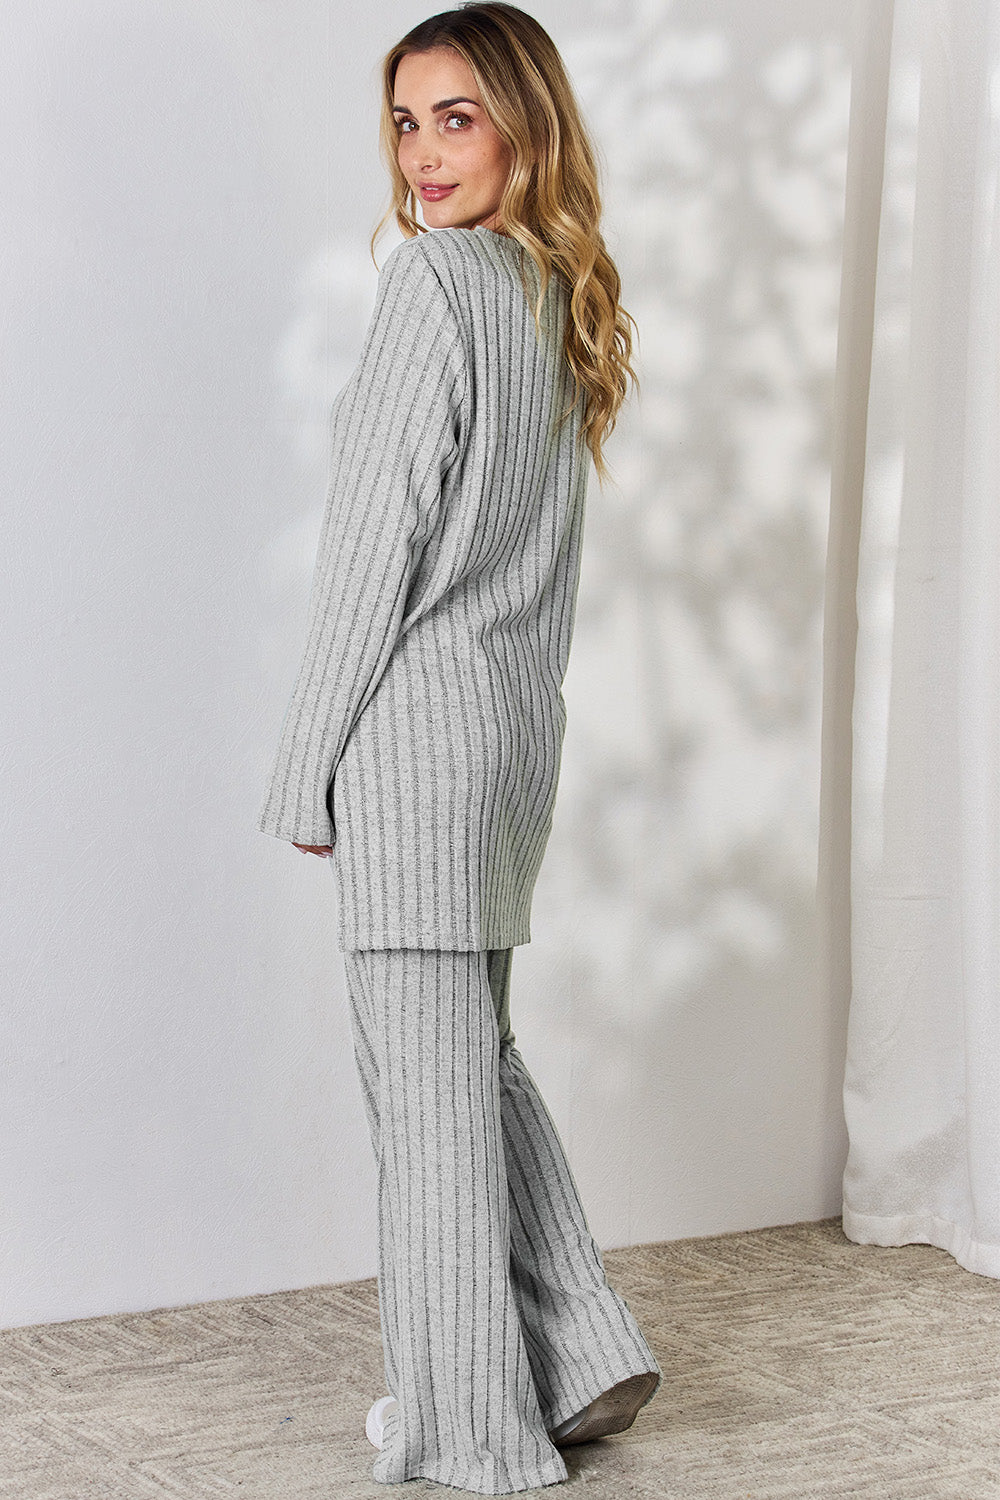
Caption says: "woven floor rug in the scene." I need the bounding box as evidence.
[2,1217,997,1498]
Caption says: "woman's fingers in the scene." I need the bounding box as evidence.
[292,843,334,857]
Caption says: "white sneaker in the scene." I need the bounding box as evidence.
[365,1394,398,1449]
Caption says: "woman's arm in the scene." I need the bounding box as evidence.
[257,240,468,849]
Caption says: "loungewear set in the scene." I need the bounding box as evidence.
[257,224,660,1493]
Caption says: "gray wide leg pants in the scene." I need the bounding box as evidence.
[343,946,662,1495]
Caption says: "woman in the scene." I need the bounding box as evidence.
[257,4,661,1492]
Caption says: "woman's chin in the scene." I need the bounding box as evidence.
[420,203,462,230]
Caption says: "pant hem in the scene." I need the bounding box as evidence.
[372,1452,569,1494]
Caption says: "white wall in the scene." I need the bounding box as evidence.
[0,0,851,1330]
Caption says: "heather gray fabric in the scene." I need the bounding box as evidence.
[257,225,589,950]
[343,945,662,1495]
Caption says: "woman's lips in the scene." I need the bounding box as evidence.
[420,184,457,201]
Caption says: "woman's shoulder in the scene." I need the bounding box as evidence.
[380,227,510,306]
[383,225,498,269]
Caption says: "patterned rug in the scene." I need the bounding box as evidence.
[2,1218,997,1498]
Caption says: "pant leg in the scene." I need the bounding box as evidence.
[485,949,663,1434]
[343,946,569,1496]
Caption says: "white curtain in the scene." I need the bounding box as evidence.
[820,0,1000,1278]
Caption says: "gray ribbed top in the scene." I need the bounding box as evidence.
[257,224,589,950]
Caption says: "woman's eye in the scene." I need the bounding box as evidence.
[394,111,470,134]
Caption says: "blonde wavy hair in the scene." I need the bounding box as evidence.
[370,2,638,483]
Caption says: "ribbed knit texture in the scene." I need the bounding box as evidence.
[257,224,589,950]
[343,946,662,1494]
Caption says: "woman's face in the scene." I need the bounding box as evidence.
[392,47,514,233]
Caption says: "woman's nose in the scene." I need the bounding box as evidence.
[415,137,442,171]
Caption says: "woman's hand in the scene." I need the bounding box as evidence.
[293,843,334,857]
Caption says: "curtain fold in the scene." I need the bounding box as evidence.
[821,0,1000,1278]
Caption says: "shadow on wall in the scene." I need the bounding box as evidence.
[536,0,851,1234]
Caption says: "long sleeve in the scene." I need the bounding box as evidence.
[257,239,469,846]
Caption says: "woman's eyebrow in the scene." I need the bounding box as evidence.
[391,96,480,113]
